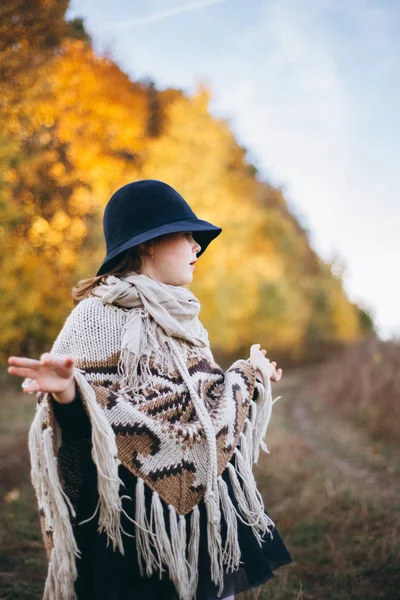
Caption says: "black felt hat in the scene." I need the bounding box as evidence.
[96,180,222,276]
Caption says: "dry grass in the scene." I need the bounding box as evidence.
[311,336,400,446]
[0,376,47,599]
[250,403,400,600]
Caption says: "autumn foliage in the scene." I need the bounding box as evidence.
[0,2,373,362]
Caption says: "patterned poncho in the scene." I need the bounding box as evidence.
[27,273,278,600]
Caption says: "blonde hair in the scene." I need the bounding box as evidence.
[72,240,154,305]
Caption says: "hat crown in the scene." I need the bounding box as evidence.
[96,179,222,276]
[104,180,196,252]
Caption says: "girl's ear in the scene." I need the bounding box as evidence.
[142,240,155,258]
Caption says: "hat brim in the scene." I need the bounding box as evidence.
[96,218,222,276]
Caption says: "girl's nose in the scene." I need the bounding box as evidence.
[193,238,201,253]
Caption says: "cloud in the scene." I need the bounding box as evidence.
[103,0,230,30]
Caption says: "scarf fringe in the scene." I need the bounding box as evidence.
[234,448,275,539]
[205,490,224,595]
[251,371,275,464]
[188,505,200,598]
[150,491,191,596]
[135,477,157,577]
[73,369,125,553]
[130,461,273,600]
[29,404,79,600]
[117,312,179,399]
[217,476,241,572]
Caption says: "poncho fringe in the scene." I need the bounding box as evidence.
[27,277,280,600]
[29,372,276,600]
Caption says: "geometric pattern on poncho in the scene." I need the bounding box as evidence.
[92,355,255,514]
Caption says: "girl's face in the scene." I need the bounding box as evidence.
[141,232,201,286]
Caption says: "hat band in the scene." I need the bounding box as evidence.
[106,217,207,253]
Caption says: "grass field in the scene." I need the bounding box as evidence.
[254,369,400,600]
[0,380,47,600]
[1,359,399,600]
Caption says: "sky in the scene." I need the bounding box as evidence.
[67,0,400,339]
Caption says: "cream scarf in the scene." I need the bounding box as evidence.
[91,271,209,393]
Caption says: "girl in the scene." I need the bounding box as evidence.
[8,179,293,600]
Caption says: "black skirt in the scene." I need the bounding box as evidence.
[69,461,292,600]
[54,395,293,600]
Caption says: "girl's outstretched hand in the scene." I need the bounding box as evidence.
[7,353,76,404]
[249,343,283,382]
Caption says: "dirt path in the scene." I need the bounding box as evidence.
[280,368,400,505]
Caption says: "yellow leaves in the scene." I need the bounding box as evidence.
[31,103,56,129]
[67,217,87,242]
[28,212,86,249]
[21,289,41,315]
[42,40,148,180]
[58,246,78,269]
[50,162,66,178]
[329,287,361,342]
[38,131,52,145]
[247,254,283,281]
[52,209,70,230]
[46,229,64,246]
[28,216,49,247]
[3,169,17,183]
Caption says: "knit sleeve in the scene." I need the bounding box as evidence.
[50,386,91,438]
[48,387,100,529]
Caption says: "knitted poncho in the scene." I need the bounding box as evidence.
[27,274,278,600]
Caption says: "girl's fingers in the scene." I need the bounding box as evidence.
[9,355,72,369]
[41,354,64,367]
[44,355,73,367]
[7,366,38,378]
[22,380,38,393]
[271,367,283,382]
[8,355,74,381]
[8,356,41,367]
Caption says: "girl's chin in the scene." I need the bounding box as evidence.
[179,273,193,286]
[161,272,193,286]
